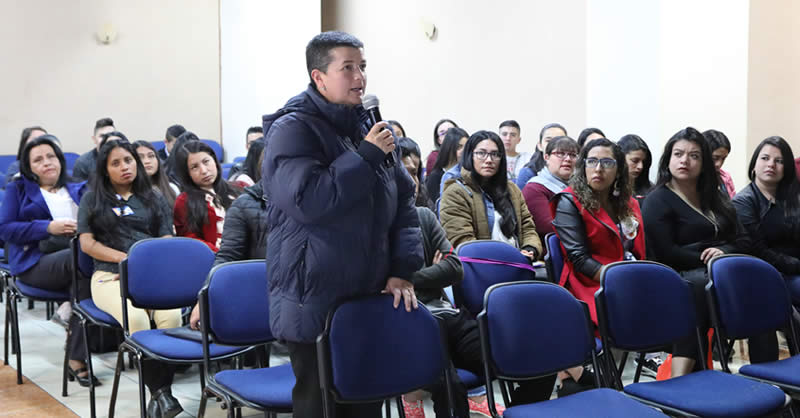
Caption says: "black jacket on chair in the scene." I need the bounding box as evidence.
[213,182,269,266]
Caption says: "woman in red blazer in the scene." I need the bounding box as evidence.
[173,140,241,252]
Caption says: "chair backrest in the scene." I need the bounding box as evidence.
[456,240,536,315]
[63,152,80,170]
[596,261,696,352]
[318,294,446,402]
[479,281,597,379]
[121,237,215,309]
[150,140,166,151]
[201,139,224,162]
[0,155,16,174]
[70,237,95,303]
[221,163,233,181]
[708,255,794,340]
[233,156,246,164]
[202,260,272,345]
[544,233,564,284]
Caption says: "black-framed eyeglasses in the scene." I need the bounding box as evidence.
[585,158,617,169]
[550,151,578,160]
[473,150,502,161]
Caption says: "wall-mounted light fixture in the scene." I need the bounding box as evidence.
[95,23,117,45]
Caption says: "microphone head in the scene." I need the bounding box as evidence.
[361,94,379,110]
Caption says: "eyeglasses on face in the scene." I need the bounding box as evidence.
[550,151,578,160]
[585,158,617,169]
[473,150,502,161]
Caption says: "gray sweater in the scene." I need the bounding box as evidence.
[412,207,463,304]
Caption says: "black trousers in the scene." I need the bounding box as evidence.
[673,268,709,362]
[429,311,557,418]
[18,249,89,362]
[287,342,383,418]
[141,359,176,394]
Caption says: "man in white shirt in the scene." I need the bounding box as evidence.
[499,120,530,182]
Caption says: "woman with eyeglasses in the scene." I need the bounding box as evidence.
[440,130,542,259]
[642,127,747,377]
[550,138,645,396]
[522,136,579,252]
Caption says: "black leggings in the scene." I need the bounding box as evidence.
[672,268,709,362]
[18,249,89,362]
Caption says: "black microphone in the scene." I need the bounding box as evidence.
[362,94,395,168]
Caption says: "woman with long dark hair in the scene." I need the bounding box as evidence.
[426,127,469,203]
[515,123,568,189]
[133,141,178,208]
[173,141,241,252]
[733,136,800,364]
[0,135,95,386]
[703,129,736,198]
[397,137,434,211]
[576,127,605,148]
[425,118,458,175]
[229,138,265,187]
[618,134,654,199]
[164,131,199,185]
[6,126,47,184]
[642,127,747,377]
[77,139,181,415]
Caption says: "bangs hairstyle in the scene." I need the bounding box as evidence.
[577,127,605,148]
[305,31,363,82]
[19,135,68,188]
[545,136,580,155]
[570,138,633,218]
[748,136,800,219]
[432,127,469,173]
[174,140,241,235]
[656,127,737,226]
[618,134,653,193]
[133,140,177,207]
[462,130,517,238]
[17,126,47,161]
[432,119,459,150]
[87,140,158,245]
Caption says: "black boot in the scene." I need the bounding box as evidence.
[148,387,183,418]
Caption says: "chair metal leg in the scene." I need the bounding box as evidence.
[61,332,69,397]
[27,298,33,310]
[108,347,126,418]
[198,390,208,418]
[499,381,511,409]
[11,293,23,384]
[4,289,10,366]
[384,399,391,417]
[135,354,147,418]
[395,396,406,418]
[82,318,97,418]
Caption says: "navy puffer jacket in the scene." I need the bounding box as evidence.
[262,85,423,343]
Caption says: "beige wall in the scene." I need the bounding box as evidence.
[323,0,588,160]
[748,0,800,160]
[0,0,220,157]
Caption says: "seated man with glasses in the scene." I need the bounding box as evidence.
[522,136,580,253]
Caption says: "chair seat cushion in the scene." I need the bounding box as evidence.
[215,364,295,409]
[14,281,69,301]
[740,355,800,388]
[504,388,666,418]
[456,368,481,388]
[624,370,786,417]
[78,298,120,327]
[130,329,242,360]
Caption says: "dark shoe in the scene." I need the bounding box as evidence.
[147,396,160,418]
[151,387,183,418]
[67,367,101,387]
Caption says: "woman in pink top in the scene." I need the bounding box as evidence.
[703,129,736,198]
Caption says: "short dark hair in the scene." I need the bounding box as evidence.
[577,127,605,148]
[305,31,364,82]
[499,120,520,131]
[19,135,69,189]
[99,131,130,149]
[94,117,114,134]
[165,124,186,143]
[246,126,263,136]
[538,123,567,143]
[702,129,731,152]
[17,126,47,161]
[544,136,579,155]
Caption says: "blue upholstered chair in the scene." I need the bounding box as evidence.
[317,294,453,418]
[707,254,800,397]
[201,139,224,162]
[596,260,790,417]
[63,152,80,171]
[544,232,564,284]
[197,260,294,418]
[477,281,667,417]
[108,238,249,418]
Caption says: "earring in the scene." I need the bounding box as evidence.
[612,179,621,197]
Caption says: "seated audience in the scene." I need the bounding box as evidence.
[72,117,115,181]
[618,134,654,200]
[499,120,531,182]
[515,123,568,189]
[576,127,605,148]
[642,127,747,377]
[703,129,736,198]
[6,126,47,184]
[157,124,186,161]
[164,131,200,185]
[440,130,541,260]
[522,136,579,251]
[733,136,800,363]
[425,119,459,175]
[173,141,241,252]
[398,137,434,211]
[0,135,95,386]
[227,127,264,181]
[229,138,265,187]
[551,138,645,395]
[388,120,406,138]
[77,139,182,416]
[133,141,179,208]
[426,127,468,203]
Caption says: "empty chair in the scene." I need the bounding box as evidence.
[63,152,80,171]
[477,281,667,417]
[544,233,563,284]
[201,139,224,162]
[596,260,789,417]
[197,260,294,418]
[707,254,800,395]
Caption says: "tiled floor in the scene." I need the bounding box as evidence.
[0,296,765,418]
